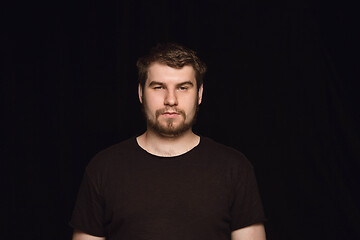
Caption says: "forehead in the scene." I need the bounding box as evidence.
[146,62,196,85]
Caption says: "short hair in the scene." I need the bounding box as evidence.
[136,43,207,90]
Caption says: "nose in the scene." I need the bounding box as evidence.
[164,89,178,106]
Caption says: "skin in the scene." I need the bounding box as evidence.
[231,223,266,240]
[136,62,203,156]
[72,230,105,240]
[73,62,266,240]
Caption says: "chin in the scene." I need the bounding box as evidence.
[153,123,192,137]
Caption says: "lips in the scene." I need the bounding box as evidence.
[156,109,185,118]
[162,112,180,118]
[163,112,179,115]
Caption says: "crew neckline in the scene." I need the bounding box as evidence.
[134,136,203,160]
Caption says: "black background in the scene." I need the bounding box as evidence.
[3,0,360,239]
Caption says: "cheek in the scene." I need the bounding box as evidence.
[143,93,163,113]
[148,91,166,103]
[182,95,198,114]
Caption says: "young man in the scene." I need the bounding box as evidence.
[70,43,266,240]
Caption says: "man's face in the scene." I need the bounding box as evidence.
[139,62,203,137]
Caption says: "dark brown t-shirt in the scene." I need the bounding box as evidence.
[70,137,266,239]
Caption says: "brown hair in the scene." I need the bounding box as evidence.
[136,43,207,90]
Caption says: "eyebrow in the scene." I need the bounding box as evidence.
[148,81,194,87]
[148,81,164,87]
[177,81,194,87]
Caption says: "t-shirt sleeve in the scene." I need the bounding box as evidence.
[69,170,106,237]
[229,160,266,231]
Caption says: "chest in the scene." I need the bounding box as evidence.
[102,162,234,231]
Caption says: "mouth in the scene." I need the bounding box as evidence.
[162,112,180,118]
[156,108,185,119]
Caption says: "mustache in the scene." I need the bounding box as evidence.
[155,108,186,118]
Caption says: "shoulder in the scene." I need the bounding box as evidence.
[200,137,249,162]
[199,136,253,170]
[85,137,138,176]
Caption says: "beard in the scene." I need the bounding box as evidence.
[142,98,199,137]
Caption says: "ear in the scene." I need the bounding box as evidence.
[198,84,204,105]
[138,84,143,104]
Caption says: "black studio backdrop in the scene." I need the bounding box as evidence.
[3,0,360,239]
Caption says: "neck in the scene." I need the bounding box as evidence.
[136,129,200,157]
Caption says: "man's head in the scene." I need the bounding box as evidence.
[136,43,207,91]
[136,43,207,137]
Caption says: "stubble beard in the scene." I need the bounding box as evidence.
[142,98,199,138]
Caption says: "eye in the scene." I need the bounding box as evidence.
[178,86,188,91]
[153,86,164,90]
